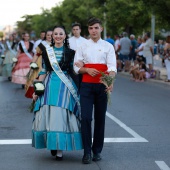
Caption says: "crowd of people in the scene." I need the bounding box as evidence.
[0,18,117,164]
[105,32,170,83]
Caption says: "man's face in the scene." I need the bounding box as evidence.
[40,32,45,40]
[88,23,103,41]
[72,26,81,37]
[144,34,148,40]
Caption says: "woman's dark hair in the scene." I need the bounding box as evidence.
[51,26,69,48]
[141,62,147,71]
[166,35,170,43]
[43,29,52,41]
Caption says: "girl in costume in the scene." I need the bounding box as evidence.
[11,33,34,87]
[32,26,83,160]
[2,34,17,80]
[25,30,52,98]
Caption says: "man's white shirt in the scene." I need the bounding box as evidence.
[69,36,87,51]
[74,38,117,74]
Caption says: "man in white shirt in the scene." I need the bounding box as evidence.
[69,23,87,89]
[74,18,117,164]
[69,23,87,51]
[33,31,46,54]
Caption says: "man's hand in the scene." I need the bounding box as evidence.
[86,68,99,77]
[106,84,114,92]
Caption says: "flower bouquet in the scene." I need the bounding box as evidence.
[30,62,39,69]
[29,81,45,113]
[12,57,18,63]
[100,71,115,105]
[1,54,5,59]
[33,81,45,96]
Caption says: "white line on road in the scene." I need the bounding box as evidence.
[104,138,148,142]
[0,139,32,145]
[106,111,148,142]
[0,112,148,145]
[155,161,170,170]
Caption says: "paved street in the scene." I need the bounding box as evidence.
[0,74,170,170]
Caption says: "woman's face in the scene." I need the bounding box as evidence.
[9,35,13,41]
[52,27,66,45]
[46,31,52,42]
[24,33,30,41]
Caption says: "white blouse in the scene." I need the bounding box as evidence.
[74,38,117,74]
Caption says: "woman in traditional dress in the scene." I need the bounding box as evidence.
[11,33,34,87]
[32,26,83,160]
[1,34,17,80]
[25,30,52,98]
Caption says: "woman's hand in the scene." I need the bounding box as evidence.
[74,61,84,68]
[32,92,38,101]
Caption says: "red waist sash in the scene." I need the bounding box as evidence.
[82,64,108,83]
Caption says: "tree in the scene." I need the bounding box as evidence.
[0,31,3,39]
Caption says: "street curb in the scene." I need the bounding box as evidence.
[118,72,170,86]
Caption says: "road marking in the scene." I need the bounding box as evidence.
[0,112,148,145]
[106,111,148,142]
[155,161,170,170]
[0,139,31,145]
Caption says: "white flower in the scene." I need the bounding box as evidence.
[1,54,5,58]
[30,62,38,69]
[12,57,18,62]
[35,83,45,91]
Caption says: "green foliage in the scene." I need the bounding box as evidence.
[0,31,3,38]
[15,0,170,39]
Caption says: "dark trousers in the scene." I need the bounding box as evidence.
[80,82,107,155]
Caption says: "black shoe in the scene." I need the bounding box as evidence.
[92,153,101,162]
[56,155,63,161]
[21,84,25,89]
[8,77,11,81]
[82,154,91,164]
[51,150,57,156]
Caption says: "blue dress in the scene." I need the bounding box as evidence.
[32,46,83,151]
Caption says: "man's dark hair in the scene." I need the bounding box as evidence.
[146,32,150,38]
[88,17,102,26]
[41,31,46,34]
[72,23,81,29]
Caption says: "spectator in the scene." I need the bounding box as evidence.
[114,34,121,71]
[154,40,158,55]
[105,34,114,46]
[158,40,165,67]
[163,35,170,82]
[135,37,146,63]
[129,34,137,61]
[119,32,132,71]
[129,62,150,82]
[143,32,154,72]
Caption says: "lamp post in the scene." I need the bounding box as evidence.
[103,2,107,40]
[151,14,155,66]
